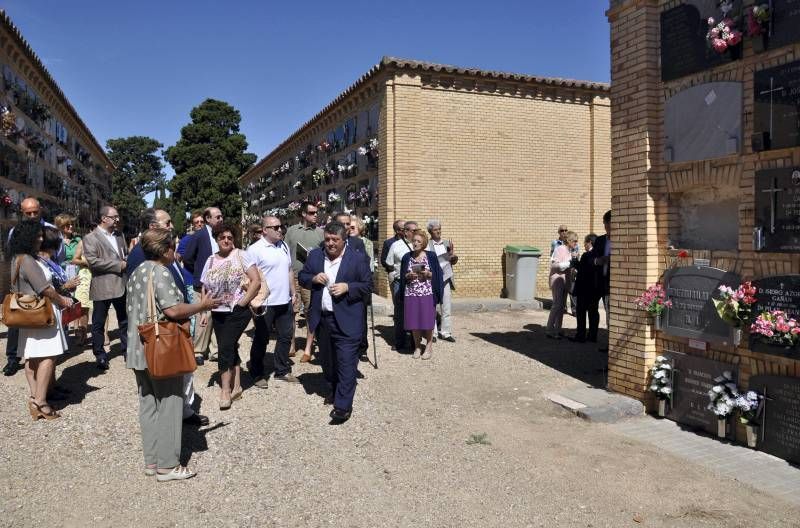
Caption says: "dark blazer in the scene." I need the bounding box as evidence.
[380,235,400,273]
[127,243,189,303]
[181,227,213,287]
[318,235,366,256]
[573,251,595,297]
[298,247,372,337]
[398,251,444,305]
[590,234,610,297]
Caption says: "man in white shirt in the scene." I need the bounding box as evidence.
[247,215,298,387]
[385,221,416,350]
[427,219,458,342]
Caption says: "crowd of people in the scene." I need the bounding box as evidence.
[546,210,611,351]
[2,197,610,481]
[2,198,459,481]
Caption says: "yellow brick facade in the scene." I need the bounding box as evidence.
[241,57,611,299]
[607,0,800,418]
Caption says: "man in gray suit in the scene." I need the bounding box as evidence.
[82,205,128,370]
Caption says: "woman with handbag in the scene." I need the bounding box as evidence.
[199,221,261,410]
[126,228,220,481]
[7,220,74,420]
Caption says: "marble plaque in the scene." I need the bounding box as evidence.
[766,0,800,50]
[660,1,742,82]
[663,266,740,344]
[665,82,741,162]
[753,60,800,152]
[749,375,800,463]
[665,351,737,435]
[754,167,800,251]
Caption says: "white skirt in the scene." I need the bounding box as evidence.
[17,304,68,359]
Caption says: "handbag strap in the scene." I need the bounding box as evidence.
[144,266,160,338]
[11,255,21,287]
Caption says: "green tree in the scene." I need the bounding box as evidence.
[106,136,165,235]
[164,99,256,220]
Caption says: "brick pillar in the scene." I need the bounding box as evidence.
[606,0,664,400]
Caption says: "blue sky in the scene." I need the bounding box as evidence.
[3,1,610,178]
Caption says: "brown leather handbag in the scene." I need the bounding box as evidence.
[138,267,196,379]
[0,256,55,328]
[237,249,269,312]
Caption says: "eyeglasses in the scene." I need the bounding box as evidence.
[217,235,234,241]
[263,225,282,231]
[104,215,120,220]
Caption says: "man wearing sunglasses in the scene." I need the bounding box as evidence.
[82,205,129,371]
[285,201,324,362]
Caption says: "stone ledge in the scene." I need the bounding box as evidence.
[547,384,645,423]
[370,295,544,316]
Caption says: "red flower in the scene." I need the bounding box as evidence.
[677,250,689,258]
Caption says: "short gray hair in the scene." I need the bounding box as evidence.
[427,219,441,231]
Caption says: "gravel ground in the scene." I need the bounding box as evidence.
[1,309,799,528]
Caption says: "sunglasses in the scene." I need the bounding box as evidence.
[263,225,282,231]
[306,210,318,215]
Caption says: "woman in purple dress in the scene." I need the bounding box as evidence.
[399,229,443,360]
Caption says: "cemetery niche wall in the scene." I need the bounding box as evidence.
[607,0,800,464]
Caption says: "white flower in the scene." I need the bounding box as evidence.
[656,355,667,362]
[722,371,733,380]
[712,386,723,393]
[661,387,672,395]
[661,363,671,370]
[654,371,665,379]
[357,146,367,156]
[649,384,658,391]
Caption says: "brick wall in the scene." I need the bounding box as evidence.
[607,0,800,414]
[383,72,611,298]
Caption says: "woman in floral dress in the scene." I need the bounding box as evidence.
[399,229,443,360]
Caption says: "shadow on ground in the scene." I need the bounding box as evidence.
[471,323,608,388]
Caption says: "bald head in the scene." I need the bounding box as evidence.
[20,198,41,220]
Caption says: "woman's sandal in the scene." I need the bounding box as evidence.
[156,466,196,482]
[231,388,243,402]
[30,401,60,421]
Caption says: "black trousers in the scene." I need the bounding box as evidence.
[211,306,252,371]
[249,303,294,378]
[92,295,128,360]
[6,327,18,359]
[575,293,601,341]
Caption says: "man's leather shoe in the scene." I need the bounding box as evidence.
[329,407,351,424]
[183,413,209,426]
[2,357,21,376]
[97,358,110,371]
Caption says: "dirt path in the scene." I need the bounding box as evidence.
[1,310,798,527]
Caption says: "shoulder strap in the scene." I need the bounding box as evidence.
[11,255,21,287]
[144,266,159,334]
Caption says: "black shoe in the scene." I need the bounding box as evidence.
[195,355,204,366]
[356,370,365,379]
[183,413,209,426]
[441,335,456,343]
[97,358,110,371]
[329,407,351,424]
[2,357,21,376]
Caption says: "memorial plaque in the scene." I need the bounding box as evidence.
[753,61,800,151]
[660,1,742,82]
[664,351,737,435]
[749,275,800,357]
[663,266,740,344]
[665,82,741,162]
[766,0,800,50]
[749,375,800,463]
[754,167,800,252]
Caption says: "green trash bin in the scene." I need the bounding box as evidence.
[505,245,542,301]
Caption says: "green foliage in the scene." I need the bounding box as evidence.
[106,136,165,235]
[164,99,256,220]
[466,433,491,446]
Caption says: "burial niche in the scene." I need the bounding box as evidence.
[672,186,739,250]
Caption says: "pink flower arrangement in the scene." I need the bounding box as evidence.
[751,310,800,347]
[707,17,743,53]
[634,283,672,316]
[746,4,770,37]
[713,281,757,327]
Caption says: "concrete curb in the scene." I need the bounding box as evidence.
[547,385,644,424]
[370,295,543,316]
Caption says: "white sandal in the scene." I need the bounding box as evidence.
[156,466,196,482]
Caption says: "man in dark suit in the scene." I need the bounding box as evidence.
[590,210,612,352]
[380,219,404,273]
[180,206,223,360]
[126,208,209,427]
[299,221,372,424]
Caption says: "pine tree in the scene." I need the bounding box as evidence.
[164,99,256,220]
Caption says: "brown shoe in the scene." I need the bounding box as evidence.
[300,354,312,363]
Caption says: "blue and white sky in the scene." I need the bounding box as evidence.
[3,1,611,177]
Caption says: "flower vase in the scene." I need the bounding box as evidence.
[653,313,662,331]
[717,418,727,439]
[658,399,666,417]
[745,424,758,448]
[733,328,742,347]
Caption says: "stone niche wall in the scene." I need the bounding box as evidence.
[607,0,800,413]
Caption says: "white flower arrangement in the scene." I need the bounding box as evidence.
[328,192,341,203]
[648,355,672,400]
[736,390,763,425]
[313,168,326,184]
[357,146,367,156]
[287,201,301,212]
[707,371,739,417]
[363,215,375,225]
